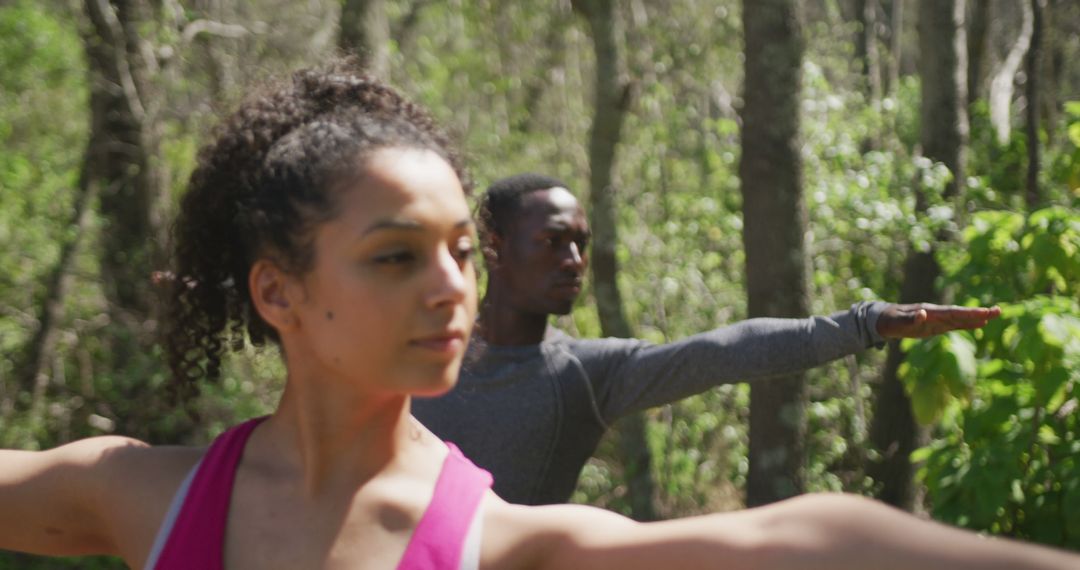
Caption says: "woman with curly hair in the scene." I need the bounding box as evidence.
[1,62,1077,569]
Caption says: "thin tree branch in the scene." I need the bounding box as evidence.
[17,159,98,414]
[85,0,147,123]
[989,0,1034,145]
[181,19,252,43]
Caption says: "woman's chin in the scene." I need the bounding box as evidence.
[407,375,458,399]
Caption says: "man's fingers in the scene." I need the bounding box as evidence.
[924,305,1000,323]
[879,303,1001,338]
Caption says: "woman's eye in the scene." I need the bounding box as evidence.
[374,251,415,265]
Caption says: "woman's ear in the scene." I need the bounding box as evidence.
[249,259,299,333]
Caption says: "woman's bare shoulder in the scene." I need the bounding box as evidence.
[478,494,640,569]
[88,438,208,561]
[86,436,205,476]
[39,435,206,497]
[0,436,207,562]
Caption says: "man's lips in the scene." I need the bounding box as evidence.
[551,279,582,294]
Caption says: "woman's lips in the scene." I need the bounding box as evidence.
[410,331,466,354]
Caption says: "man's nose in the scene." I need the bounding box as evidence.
[561,242,585,270]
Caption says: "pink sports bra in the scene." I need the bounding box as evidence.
[146,417,493,569]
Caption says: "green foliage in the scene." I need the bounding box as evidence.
[0,1,87,309]
[967,101,1030,207]
[0,1,91,446]
[911,208,1080,547]
[1051,101,1080,202]
[901,332,978,424]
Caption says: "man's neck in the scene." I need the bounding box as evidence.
[476,285,549,346]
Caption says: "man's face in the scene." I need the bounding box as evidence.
[493,187,590,316]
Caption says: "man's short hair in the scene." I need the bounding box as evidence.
[479,173,570,239]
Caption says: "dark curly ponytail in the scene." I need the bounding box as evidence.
[164,60,470,402]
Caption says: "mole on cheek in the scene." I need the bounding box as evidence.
[326,310,334,320]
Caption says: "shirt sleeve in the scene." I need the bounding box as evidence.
[573,301,887,422]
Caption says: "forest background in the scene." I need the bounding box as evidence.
[1,0,1078,567]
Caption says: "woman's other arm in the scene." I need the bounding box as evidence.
[484,493,1080,570]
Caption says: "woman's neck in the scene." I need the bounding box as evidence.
[258,362,421,497]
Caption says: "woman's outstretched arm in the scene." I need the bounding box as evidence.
[483,492,1080,570]
[0,438,136,557]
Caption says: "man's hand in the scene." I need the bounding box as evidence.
[875,303,1002,339]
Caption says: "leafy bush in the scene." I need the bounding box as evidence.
[909,207,1080,548]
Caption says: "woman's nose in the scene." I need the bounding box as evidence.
[426,247,469,308]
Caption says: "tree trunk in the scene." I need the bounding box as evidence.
[869,0,968,512]
[967,0,992,106]
[339,0,389,77]
[1025,0,1044,208]
[989,0,1033,145]
[83,0,165,329]
[886,0,903,98]
[919,0,970,188]
[855,0,883,106]
[514,8,571,133]
[391,0,434,53]
[573,0,657,522]
[1040,0,1063,145]
[81,0,173,443]
[740,0,810,508]
[191,0,238,97]
[868,254,933,509]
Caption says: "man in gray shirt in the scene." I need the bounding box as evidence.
[412,173,1000,505]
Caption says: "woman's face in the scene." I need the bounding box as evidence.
[283,147,477,397]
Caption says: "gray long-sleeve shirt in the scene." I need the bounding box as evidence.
[412,301,886,505]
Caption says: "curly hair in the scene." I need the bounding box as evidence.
[478,173,569,240]
[164,60,470,402]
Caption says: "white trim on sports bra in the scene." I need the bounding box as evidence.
[143,461,201,570]
[458,496,485,570]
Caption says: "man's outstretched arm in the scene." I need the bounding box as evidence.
[583,301,1000,420]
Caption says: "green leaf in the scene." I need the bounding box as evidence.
[1012,479,1026,503]
[1038,425,1061,446]
[1035,367,1070,408]
[1070,122,1080,149]
[978,358,1005,378]
[911,381,949,425]
[910,446,934,463]
[943,332,977,397]
[1040,313,1080,349]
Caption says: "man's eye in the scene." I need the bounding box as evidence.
[455,235,477,260]
[455,245,475,263]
